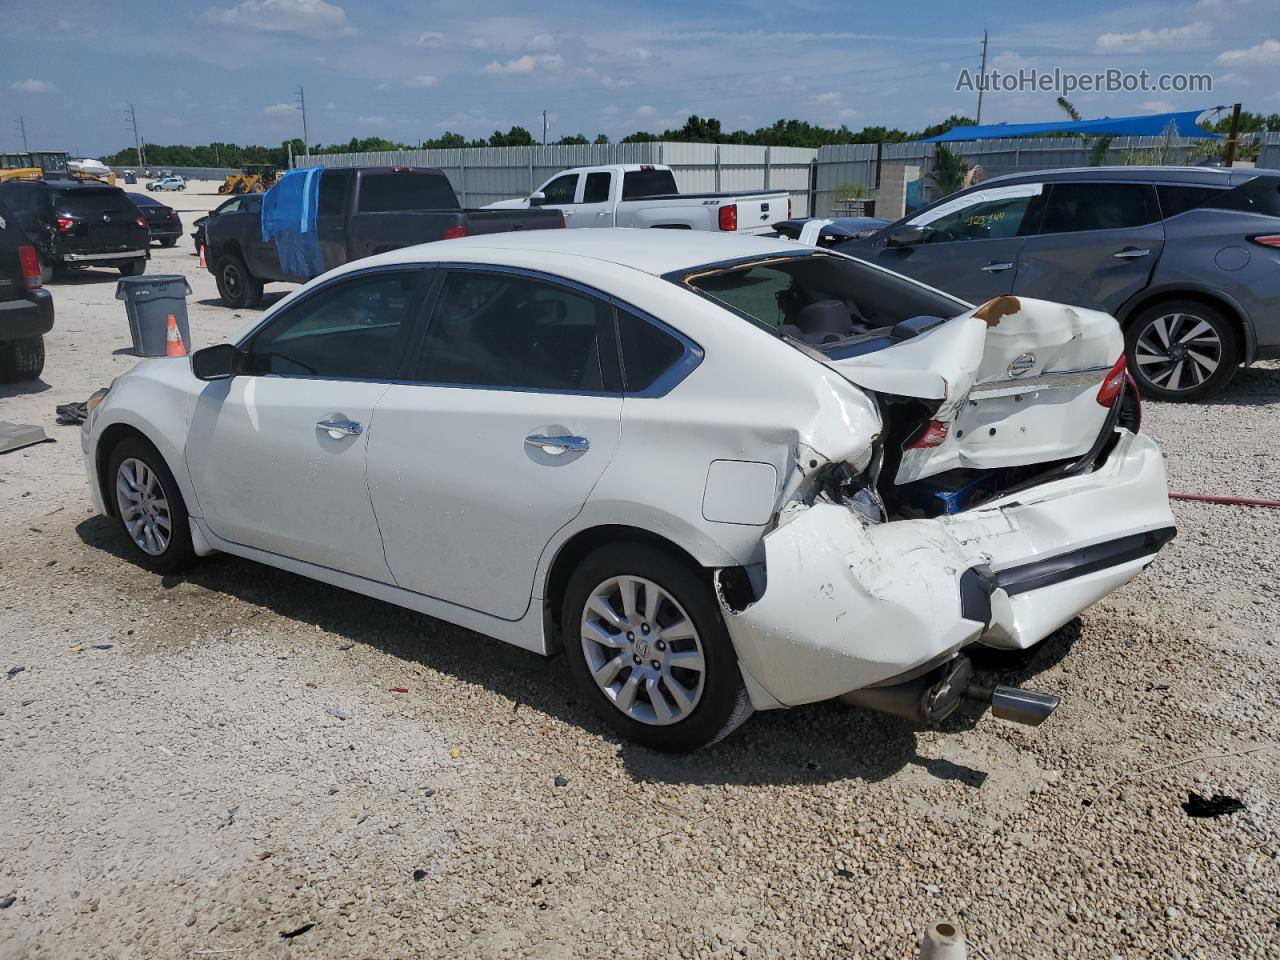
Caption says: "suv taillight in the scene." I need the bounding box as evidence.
[718,204,737,231]
[443,224,467,240]
[1249,234,1280,248]
[56,215,75,232]
[18,244,41,290]
[135,214,147,229]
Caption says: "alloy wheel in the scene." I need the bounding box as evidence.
[1133,312,1223,394]
[222,264,243,298]
[580,575,706,726]
[115,457,172,556]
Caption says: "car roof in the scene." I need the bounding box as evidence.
[981,165,1248,186]
[372,228,802,276]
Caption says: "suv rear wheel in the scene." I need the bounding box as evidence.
[562,543,752,752]
[214,253,263,308]
[118,258,146,277]
[0,335,45,383]
[1125,300,1239,401]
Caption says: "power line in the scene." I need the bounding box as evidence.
[297,85,310,157]
[976,30,989,124]
[126,103,145,169]
[15,115,29,153]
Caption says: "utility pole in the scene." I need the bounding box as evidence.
[1224,102,1242,167]
[296,85,310,158]
[126,103,145,169]
[15,115,29,153]
[975,30,989,124]
[542,110,548,146]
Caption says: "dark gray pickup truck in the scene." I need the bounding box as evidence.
[205,166,565,307]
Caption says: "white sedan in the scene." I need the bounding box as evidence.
[82,230,1175,751]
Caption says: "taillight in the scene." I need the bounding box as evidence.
[907,420,950,449]
[718,204,737,231]
[788,197,792,219]
[135,214,147,229]
[18,244,41,290]
[442,224,467,240]
[1249,234,1280,248]
[1096,354,1128,407]
[56,215,75,232]
[556,212,566,229]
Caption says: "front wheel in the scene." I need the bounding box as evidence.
[118,258,146,277]
[214,253,263,308]
[160,238,177,248]
[0,335,45,383]
[1125,301,1239,401]
[562,544,752,752]
[107,436,196,574]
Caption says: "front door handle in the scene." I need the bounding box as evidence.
[980,261,1014,273]
[316,417,363,438]
[525,434,589,455]
[1113,247,1150,259]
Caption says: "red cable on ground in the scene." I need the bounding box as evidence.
[1170,492,1280,508]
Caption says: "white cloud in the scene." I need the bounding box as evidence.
[406,75,438,88]
[813,92,841,105]
[202,0,354,39]
[1217,38,1280,65]
[10,79,52,93]
[481,53,562,76]
[1141,99,1176,113]
[1218,71,1251,86]
[838,108,860,120]
[263,102,295,116]
[356,115,386,127]
[527,33,554,51]
[634,105,656,118]
[1096,22,1210,53]
[415,31,444,47]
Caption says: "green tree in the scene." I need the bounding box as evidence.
[927,144,971,196]
[555,134,590,145]
[488,126,535,147]
[593,133,610,144]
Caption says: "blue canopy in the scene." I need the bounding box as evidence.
[922,110,1220,142]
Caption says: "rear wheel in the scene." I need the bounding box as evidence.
[118,258,146,277]
[0,336,45,383]
[107,436,195,574]
[214,253,263,308]
[562,544,752,752]
[160,238,177,248]
[1126,300,1238,401]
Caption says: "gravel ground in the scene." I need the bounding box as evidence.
[1,192,1278,959]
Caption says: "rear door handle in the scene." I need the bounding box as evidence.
[980,261,1014,273]
[1113,247,1150,259]
[316,418,363,438]
[525,434,589,455]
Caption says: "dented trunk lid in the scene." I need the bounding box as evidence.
[826,296,1123,483]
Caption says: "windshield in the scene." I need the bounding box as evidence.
[678,252,966,354]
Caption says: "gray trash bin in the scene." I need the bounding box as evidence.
[116,275,193,358]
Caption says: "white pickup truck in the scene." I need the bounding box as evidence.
[485,164,790,235]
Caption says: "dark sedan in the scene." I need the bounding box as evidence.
[128,193,183,247]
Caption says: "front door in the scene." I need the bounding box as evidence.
[538,172,582,225]
[1013,180,1164,313]
[186,267,428,581]
[864,181,1047,305]
[366,267,623,620]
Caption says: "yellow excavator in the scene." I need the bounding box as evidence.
[218,164,279,195]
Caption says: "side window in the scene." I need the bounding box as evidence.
[1203,176,1280,217]
[243,270,421,379]
[540,174,579,205]
[1040,183,1159,234]
[413,271,605,391]
[318,172,351,217]
[582,172,612,204]
[909,184,1044,243]
[616,308,687,392]
[245,197,262,214]
[218,198,242,214]
[1157,185,1226,219]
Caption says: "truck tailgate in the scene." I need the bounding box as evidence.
[461,209,564,236]
[730,193,789,234]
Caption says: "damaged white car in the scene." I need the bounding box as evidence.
[82,230,1176,751]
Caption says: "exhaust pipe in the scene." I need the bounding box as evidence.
[841,656,1061,728]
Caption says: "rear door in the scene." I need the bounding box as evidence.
[366,266,623,620]
[864,182,1047,304]
[1013,180,1164,313]
[317,170,353,270]
[570,170,615,227]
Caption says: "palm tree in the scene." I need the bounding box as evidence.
[928,145,971,196]
[1058,96,1112,166]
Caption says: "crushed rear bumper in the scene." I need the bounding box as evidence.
[719,429,1174,709]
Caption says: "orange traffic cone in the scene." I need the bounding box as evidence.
[164,314,187,357]
[198,244,207,270]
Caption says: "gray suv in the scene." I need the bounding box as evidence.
[836,166,1280,400]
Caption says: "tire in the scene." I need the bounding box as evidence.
[0,335,45,383]
[118,258,146,277]
[106,436,196,574]
[160,238,177,248]
[214,253,263,308]
[562,543,753,752]
[1125,300,1239,401]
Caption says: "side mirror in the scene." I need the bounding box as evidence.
[528,191,547,206]
[887,224,925,247]
[191,343,241,381]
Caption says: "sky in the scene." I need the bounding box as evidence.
[2,0,1277,156]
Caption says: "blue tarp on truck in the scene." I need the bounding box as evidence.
[260,168,324,278]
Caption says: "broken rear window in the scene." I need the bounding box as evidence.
[674,252,966,353]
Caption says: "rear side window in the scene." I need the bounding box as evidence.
[1157,185,1226,219]
[617,308,686,392]
[1040,182,1159,234]
[318,172,351,216]
[583,172,612,204]
[52,189,131,216]
[622,168,679,200]
[1204,176,1280,218]
[358,173,458,213]
[0,183,48,216]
